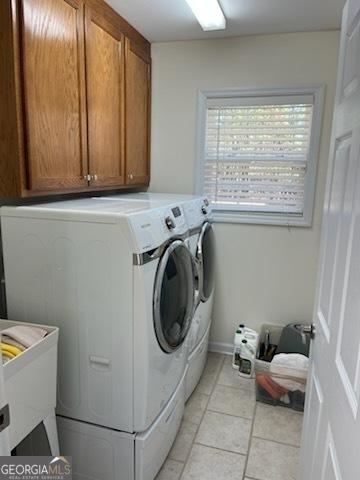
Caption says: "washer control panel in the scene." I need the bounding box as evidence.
[161,205,187,233]
[129,204,187,253]
[165,215,175,230]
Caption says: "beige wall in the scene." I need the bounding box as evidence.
[150,31,340,348]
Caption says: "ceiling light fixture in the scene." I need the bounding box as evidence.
[184,0,226,31]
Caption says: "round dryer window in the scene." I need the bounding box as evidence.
[197,222,215,302]
[153,240,195,353]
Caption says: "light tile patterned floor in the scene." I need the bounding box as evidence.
[156,353,303,480]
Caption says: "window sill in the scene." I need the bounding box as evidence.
[212,211,312,227]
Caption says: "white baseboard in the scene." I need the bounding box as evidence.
[208,341,233,356]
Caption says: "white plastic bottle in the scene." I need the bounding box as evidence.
[232,326,244,369]
[238,339,256,378]
[232,324,259,369]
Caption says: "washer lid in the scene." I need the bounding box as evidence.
[196,222,216,302]
[153,240,195,353]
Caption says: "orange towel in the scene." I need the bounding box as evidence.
[256,373,289,399]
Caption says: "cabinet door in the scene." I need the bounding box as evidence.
[85,6,125,187]
[125,39,151,186]
[21,0,88,191]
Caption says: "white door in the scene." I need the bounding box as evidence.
[299,1,360,478]
[0,357,10,455]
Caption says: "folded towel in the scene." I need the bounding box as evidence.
[1,325,47,349]
[1,342,22,357]
[2,350,15,359]
[270,353,309,393]
[0,338,25,351]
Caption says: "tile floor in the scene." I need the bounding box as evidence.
[156,353,303,480]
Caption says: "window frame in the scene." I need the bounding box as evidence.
[195,85,326,227]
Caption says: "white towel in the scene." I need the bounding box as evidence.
[270,353,309,393]
[1,325,47,349]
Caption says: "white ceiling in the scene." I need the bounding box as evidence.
[106,0,345,42]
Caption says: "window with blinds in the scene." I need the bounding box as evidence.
[198,90,322,225]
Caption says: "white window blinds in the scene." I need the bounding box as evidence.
[203,95,314,215]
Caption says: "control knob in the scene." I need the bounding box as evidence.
[201,206,208,215]
[165,216,175,230]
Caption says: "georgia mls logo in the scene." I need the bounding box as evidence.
[0,456,72,480]
[49,457,71,475]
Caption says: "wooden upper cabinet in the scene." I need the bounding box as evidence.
[21,0,88,191]
[125,39,151,186]
[85,6,125,187]
[0,0,151,197]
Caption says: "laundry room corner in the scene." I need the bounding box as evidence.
[149,31,340,350]
[1,0,356,478]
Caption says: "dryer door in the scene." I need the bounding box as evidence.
[196,222,215,302]
[154,240,195,353]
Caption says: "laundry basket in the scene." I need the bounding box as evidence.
[255,323,310,412]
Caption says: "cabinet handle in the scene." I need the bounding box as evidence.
[84,174,99,182]
[128,173,133,180]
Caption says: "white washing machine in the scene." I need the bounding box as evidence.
[1,197,196,480]
[102,193,216,401]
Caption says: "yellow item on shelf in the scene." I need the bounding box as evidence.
[1,342,22,357]
[1,350,15,359]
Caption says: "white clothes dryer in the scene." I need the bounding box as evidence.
[1,197,196,480]
[182,198,215,400]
